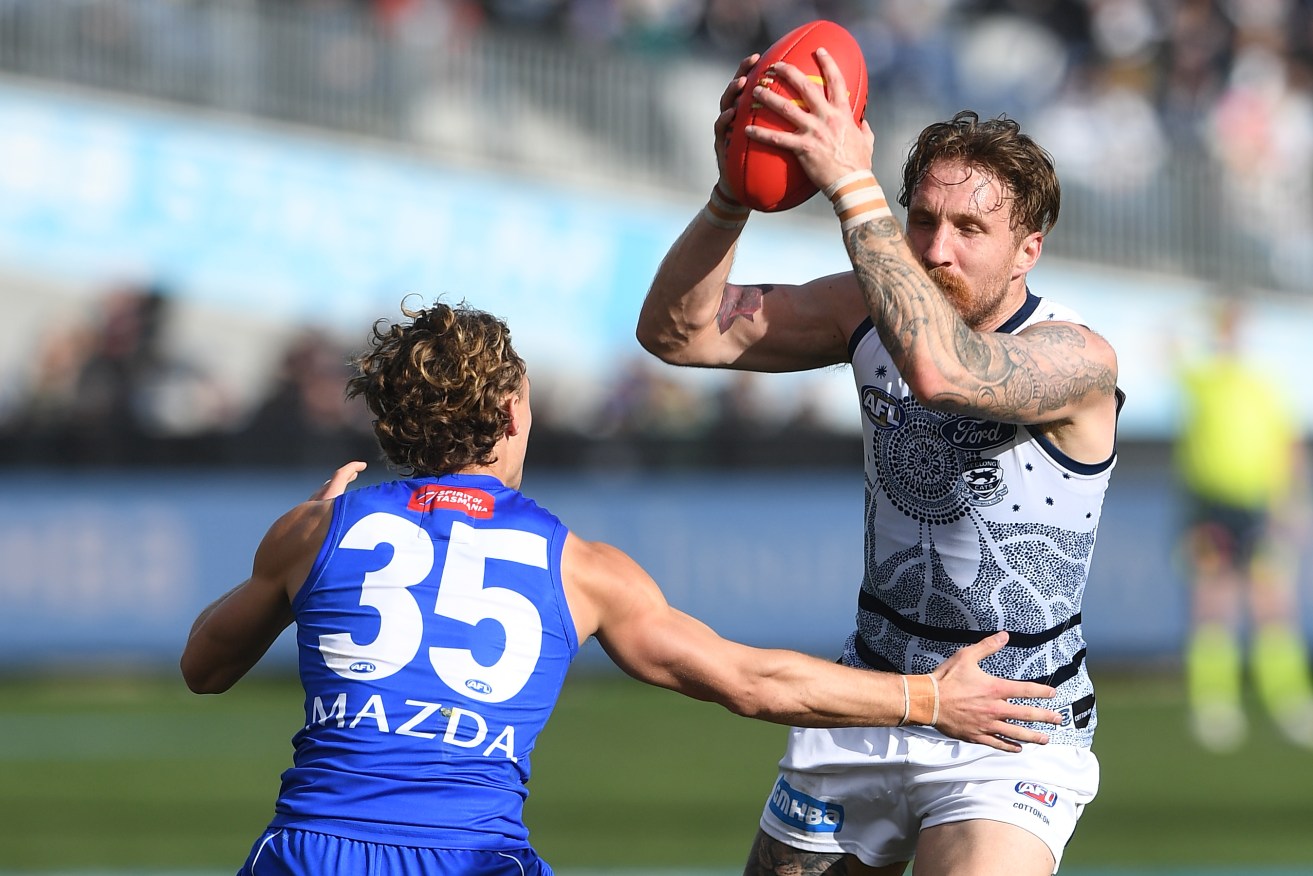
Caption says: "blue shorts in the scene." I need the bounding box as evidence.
[240,827,554,875]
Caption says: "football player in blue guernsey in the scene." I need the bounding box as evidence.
[181,301,1064,876]
[637,52,1121,876]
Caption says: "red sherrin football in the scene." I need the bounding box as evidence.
[724,20,869,213]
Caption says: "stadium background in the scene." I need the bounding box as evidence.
[1,1,1311,872]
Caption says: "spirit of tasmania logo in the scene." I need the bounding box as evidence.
[407,485,495,518]
[768,777,844,833]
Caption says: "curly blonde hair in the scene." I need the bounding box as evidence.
[347,300,526,477]
[899,110,1060,237]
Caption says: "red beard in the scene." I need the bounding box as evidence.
[928,266,1002,329]
[929,266,971,308]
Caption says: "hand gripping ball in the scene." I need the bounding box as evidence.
[724,20,869,213]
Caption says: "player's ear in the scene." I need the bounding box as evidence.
[1014,230,1043,277]
[504,393,524,437]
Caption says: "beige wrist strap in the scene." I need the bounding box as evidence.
[901,674,940,727]
[823,170,893,231]
[702,182,750,230]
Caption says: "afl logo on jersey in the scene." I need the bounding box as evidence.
[941,417,1016,451]
[348,661,377,674]
[466,679,493,696]
[861,386,905,430]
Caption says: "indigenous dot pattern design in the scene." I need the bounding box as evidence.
[844,297,1115,748]
[875,402,971,524]
[870,395,1020,524]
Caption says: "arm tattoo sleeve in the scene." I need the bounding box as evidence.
[843,221,1116,420]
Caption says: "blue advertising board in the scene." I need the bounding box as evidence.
[2,461,1285,673]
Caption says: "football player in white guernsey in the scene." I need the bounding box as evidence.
[182,302,1064,876]
[637,52,1119,876]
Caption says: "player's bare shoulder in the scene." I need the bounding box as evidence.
[267,498,335,547]
[560,532,636,640]
[256,498,336,601]
[1018,317,1116,357]
[1016,318,1119,395]
[1017,318,1120,463]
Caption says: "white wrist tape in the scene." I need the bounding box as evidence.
[702,183,750,230]
[824,170,892,231]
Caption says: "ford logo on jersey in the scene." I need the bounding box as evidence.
[348,662,376,674]
[768,777,844,833]
[465,679,493,695]
[940,417,1016,451]
[1015,781,1059,807]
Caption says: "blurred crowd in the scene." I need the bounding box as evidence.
[389,0,1313,152]
[3,0,1309,288]
[2,0,1309,468]
[0,283,854,469]
[482,0,1313,269]
[27,0,1313,184]
[0,283,372,468]
[213,0,1313,283]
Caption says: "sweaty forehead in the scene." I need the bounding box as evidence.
[912,159,1010,218]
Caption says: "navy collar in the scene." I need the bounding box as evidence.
[994,289,1041,334]
[848,288,1043,357]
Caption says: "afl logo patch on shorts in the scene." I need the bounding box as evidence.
[1015,781,1059,807]
[768,777,845,833]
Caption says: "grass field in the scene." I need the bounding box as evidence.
[2,667,1311,872]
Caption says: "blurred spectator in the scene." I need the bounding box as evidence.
[955,4,1070,116]
[592,357,707,439]
[236,326,374,466]
[1032,57,1169,194]
[704,370,772,468]
[857,0,962,111]
[14,314,97,441]
[1206,42,1313,288]
[3,281,231,465]
[1156,0,1234,147]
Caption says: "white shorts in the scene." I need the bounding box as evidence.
[758,725,1099,872]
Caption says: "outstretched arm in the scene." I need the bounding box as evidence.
[564,534,1060,751]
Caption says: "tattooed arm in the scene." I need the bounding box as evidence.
[844,217,1118,425]
[742,52,1118,459]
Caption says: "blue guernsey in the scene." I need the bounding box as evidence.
[269,474,577,850]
